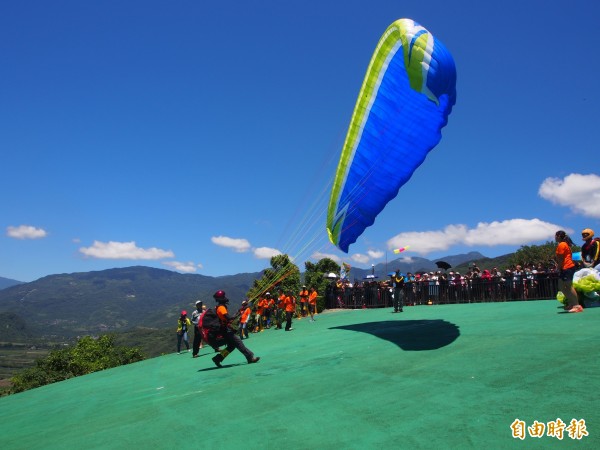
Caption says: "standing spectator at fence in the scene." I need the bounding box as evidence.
[480,269,492,300]
[512,265,526,299]
[430,272,440,304]
[438,271,449,303]
[391,270,405,312]
[581,228,600,268]
[405,273,416,305]
[555,230,582,313]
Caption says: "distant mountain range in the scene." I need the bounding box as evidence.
[350,251,495,279]
[0,251,511,341]
[0,266,261,339]
[0,276,23,290]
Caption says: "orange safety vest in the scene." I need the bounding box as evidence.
[284,295,296,312]
[299,289,309,302]
[240,307,252,323]
[257,298,268,315]
[556,241,575,270]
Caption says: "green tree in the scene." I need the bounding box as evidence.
[247,254,301,301]
[304,258,340,313]
[9,334,144,394]
[509,240,580,268]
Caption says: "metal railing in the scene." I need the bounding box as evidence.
[324,275,561,309]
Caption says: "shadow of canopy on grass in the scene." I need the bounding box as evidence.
[330,319,460,351]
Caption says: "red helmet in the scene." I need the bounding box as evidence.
[213,290,228,303]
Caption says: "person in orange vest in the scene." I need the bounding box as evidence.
[308,287,318,322]
[265,292,276,329]
[284,290,296,331]
[276,289,286,329]
[555,230,581,313]
[254,295,269,332]
[211,290,260,368]
[239,300,252,339]
[298,285,309,318]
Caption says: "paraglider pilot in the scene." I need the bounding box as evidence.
[211,290,260,368]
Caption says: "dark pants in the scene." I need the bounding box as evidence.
[223,330,254,361]
[393,288,404,312]
[177,332,189,352]
[285,311,293,330]
[192,326,202,356]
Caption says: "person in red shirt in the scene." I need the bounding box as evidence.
[211,290,260,367]
[555,230,581,313]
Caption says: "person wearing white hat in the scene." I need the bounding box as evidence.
[191,300,204,358]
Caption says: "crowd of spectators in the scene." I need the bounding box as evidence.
[325,262,565,309]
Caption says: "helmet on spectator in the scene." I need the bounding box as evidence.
[582,228,594,240]
[213,290,229,304]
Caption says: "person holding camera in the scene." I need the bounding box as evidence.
[176,311,192,354]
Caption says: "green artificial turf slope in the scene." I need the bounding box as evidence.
[1,301,597,449]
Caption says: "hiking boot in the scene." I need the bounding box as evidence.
[248,357,260,364]
[212,354,224,368]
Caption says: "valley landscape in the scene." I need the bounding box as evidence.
[0,251,508,385]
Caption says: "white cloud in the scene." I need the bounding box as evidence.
[351,253,370,264]
[387,219,563,255]
[163,261,201,273]
[463,219,559,246]
[539,173,600,218]
[211,236,251,253]
[79,241,174,260]
[367,249,384,259]
[253,247,282,259]
[311,251,342,263]
[7,225,47,240]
